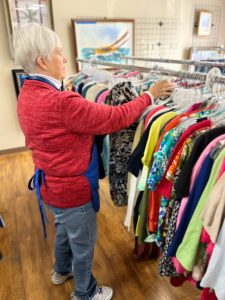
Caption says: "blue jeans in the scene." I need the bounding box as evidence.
[47,201,98,300]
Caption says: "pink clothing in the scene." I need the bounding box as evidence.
[125,71,140,78]
[96,90,110,104]
[144,105,165,129]
[201,229,214,258]
[191,134,225,186]
[187,102,203,113]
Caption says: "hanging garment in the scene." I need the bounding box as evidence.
[174,126,225,200]
[200,220,225,300]
[127,107,168,177]
[167,134,225,275]
[200,170,225,243]
[167,152,214,257]
[138,111,177,191]
[174,133,225,244]
[159,200,181,276]
[125,120,144,231]
[155,119,212,199]
[86,84,107,102]
[107,81,139,206]
[158,129,208,275]
[97,90,110,104]
[176,147,225,272]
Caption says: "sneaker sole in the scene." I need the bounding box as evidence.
[105,290,113,300]
[51,274,73,285]
[102,290,113,300]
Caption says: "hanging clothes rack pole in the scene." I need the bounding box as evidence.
[119,55,225,69]
[76,58,225,85]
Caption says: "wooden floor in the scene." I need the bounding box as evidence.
[0,151,200,300]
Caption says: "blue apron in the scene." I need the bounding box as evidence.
[27,76,100,238]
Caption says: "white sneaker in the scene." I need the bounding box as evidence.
[70,286,113,300]
[92,286,113,300]
[70,293,77,300]
[51,269,73,285]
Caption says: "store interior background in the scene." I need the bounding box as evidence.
[1,0,225,152]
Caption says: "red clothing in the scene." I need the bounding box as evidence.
[17,80,152,208]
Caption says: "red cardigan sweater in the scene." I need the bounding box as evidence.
[17,80,152,208]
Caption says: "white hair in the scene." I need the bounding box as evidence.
[13,24,62,73]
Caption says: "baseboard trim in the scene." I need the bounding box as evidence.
[0,146,28,156]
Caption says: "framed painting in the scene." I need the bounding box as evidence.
[11,69,28,97]
[71,18,135,71]
[3,0,54,56]
[189,47,223,61]
[197,11,212,36]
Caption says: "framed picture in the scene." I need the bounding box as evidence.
[71,18,135,71]
[12,69,28,97]
[3,0,54,56]
[190,47,223,61]
[197,11,212,36]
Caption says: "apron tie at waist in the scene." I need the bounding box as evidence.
[28,169,48,239]
[27,142,100,238]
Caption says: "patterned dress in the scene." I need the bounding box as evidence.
[107,82,139,206]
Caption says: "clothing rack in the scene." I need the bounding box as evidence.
[120,55,225,69]
[76,58,225,85]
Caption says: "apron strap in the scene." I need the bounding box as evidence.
[28,169,48,239]
[84,142,100,212]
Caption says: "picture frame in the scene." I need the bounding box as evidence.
[189,47,223,61]
[11,69,28,97]
[197,11,212,36]
[71,18,135,71]
[3,0,54,56]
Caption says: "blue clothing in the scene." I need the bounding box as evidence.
[47,201,98,300]
[85,142,100,212]
[167,153,213,257]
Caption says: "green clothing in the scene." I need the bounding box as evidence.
[176,147,225,271]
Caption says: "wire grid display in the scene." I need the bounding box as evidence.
[135,18,182,63]
[192,4,221,47]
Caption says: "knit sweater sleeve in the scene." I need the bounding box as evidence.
[59,91,152,135]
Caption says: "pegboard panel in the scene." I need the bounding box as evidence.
[192,4,221,47]
[135,18,182,65]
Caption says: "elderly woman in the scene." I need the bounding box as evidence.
[14,24,174,300]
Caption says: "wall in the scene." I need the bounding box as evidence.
[52,0,108,77]
[1,0,225,151]
[0,2,25,151]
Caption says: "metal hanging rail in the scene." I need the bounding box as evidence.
[76,58,225,84]
[120,55,225,68]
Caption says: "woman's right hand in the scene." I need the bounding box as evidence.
[149,80,176,99]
